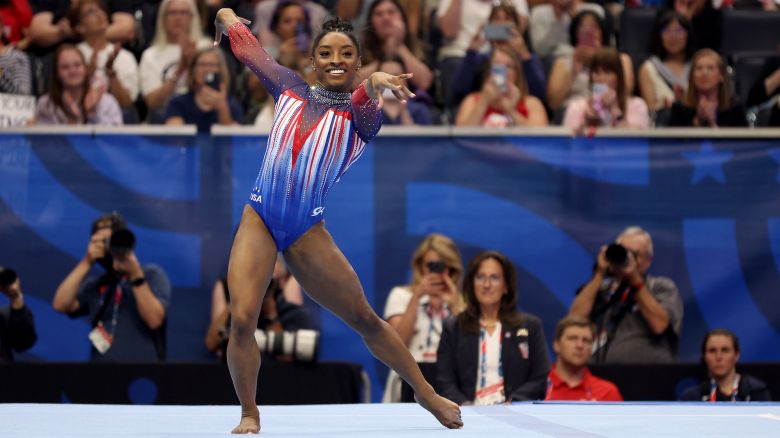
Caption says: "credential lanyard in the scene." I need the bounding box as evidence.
[709,374,740,402]
[478,323,503,392]
[97,283,123,338]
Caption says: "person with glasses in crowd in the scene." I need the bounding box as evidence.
[569,226,683,364]
[437,251,550,405]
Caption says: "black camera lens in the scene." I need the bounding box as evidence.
[109,228,136,255]
[0,267,18,288]
[605,244,628,267]
[426,261,446,273]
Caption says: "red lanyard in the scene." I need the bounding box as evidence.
[709,374,740,402]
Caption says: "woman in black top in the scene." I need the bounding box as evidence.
[680,329,771,402]
[667,48,747,127]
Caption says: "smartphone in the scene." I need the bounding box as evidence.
[426,261,446,274]
[295,22,309,52]
[491,63,508,93]
[205,72,221,91]
[484,23,513,41]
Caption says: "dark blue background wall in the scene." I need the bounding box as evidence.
[1,131,779,401]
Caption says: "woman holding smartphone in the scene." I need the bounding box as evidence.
[455,46,548,127]
[563,47,649,132]
[164,47,243,132]
[382,234,463,402]
[546,10,634,114]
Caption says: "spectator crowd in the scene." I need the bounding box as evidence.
[1,0,778,129]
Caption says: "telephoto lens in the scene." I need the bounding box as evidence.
[0,267,18,288]
[254,329,320,362]
[604,244,628,267]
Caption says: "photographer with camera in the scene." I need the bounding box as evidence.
[52,213,171,362]
[0,267,37,362]
[164,47,243,133]
[569,226,683,364]
[205,259,318,362]
[381,234,464,402]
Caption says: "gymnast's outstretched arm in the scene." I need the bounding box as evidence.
[218,11,306,100]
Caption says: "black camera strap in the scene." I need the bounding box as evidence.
[90,274,120,329]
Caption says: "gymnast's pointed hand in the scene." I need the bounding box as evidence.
[415,391,464,429]
[214,8,251,46]
[365,72,415,110]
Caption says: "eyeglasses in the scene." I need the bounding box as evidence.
[661,26,687,36]
[474,274,503,284]
[165,9,192,17]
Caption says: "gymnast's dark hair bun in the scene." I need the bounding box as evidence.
[311,17,360,56]
[321,17,354,34]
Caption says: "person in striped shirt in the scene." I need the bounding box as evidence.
[214,8,462,434]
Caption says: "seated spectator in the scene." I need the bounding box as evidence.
[27,0,135,48]
[68,0,139,122]
[164,47,243,132]
[435,0,529,108]
[638,10,695,112]
[680,329,772,401]
[746,54,780,127]
[205,262,315,361]
[528,0,605,60]
[0,13,32,95]
[569,227,683,364]
[667,48,748,127]
[452,3,547,104]
[253,0,328,52]
[382,233,463,402]
[265,0,315,83]
[0,268,37,362]
[669,0,721,52]
[353,0,432,93]
[437,250,550,405]
[35,44,123,125]
[377,57,433,126]
[547,10,634,113]
[563,47,650,132]
[52,212,171,362]
[455,46,548,127]
[139,0,211,123]
[0,0,33,48]
[545,315,623,402]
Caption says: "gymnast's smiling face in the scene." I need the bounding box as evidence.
[311,32,361,93]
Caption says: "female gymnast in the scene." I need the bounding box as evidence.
[213,8,463,434]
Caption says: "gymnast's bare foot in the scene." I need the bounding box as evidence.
[231,408,260,434]
[416,391,463,429]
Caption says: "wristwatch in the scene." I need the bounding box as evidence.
[131,277,146,287]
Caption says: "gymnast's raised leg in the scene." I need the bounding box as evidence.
[283,222,463,429]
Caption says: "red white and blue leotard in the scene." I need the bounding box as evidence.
[228,23,382,250]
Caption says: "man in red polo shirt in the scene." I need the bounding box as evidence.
[545,315,623,401]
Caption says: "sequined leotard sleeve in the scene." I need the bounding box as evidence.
[227,23,383,250]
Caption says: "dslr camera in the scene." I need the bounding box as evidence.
[0,266,18,288]
[254,328,320,362]
[604,243,630,267]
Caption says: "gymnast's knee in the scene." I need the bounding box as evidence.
[348,307,384,336]
[230,309,259,341]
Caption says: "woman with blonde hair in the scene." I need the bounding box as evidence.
[455,46,548,127]
[382,234,464,402]
[139,0,212,121]
[667,48,747,127]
